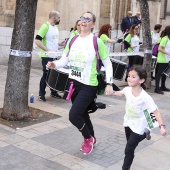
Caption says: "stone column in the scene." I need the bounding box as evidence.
[99,0,111,28]
[0,0,3,14]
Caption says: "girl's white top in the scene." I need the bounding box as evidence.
[120,87,158,135]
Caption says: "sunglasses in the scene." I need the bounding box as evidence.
[80,16,92,23]
[134,28,138,30]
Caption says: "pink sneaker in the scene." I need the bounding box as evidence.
[81,136,94,155]
[93,137,97,145]
[80,137,96,151]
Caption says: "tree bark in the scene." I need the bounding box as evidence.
[2,0,38,120]
[139,0,152,88]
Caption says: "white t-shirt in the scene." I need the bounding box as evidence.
[37,22,59,58]
[120,87,158,135]
[131,35,140,52]
[165,39,170,62]
[151,32,159,45]
[54,33,113,86]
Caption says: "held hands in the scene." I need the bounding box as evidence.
[104,85,114,95]
[46,62,56,70]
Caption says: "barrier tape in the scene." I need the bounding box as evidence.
[10,49,32,57]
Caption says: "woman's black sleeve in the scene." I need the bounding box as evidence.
[124,40,131,48]
[35,35,42,40]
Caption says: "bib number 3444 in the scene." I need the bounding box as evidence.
[71,70,81,77]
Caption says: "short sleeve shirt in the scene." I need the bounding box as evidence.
[157,36,169,63]
[120,87,158,135]
[37,22,59,58]
[125,34,139,52]
[63,33,108,86]
[100,34,111,53]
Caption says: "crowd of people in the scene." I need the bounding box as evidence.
[35,10,167,169]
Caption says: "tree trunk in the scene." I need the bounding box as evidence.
[139,0,152,88]
[2,0,38,120]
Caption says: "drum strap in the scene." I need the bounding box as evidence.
[66,35,102,72]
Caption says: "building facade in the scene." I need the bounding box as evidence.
[0,0,169,58]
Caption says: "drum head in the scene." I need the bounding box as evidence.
[46,69,70,92]
[56,67,69,74]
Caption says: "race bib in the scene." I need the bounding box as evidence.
[69,65,84,81]
[143,109,159,129]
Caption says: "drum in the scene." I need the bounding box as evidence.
[110,58,127,81]
[163,63,170,78]
[46,67,70,92]
[151,57,157,72]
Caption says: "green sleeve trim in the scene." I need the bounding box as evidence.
[125,34,131,44]
[37,22,49,38]
[97,37,109,60]
[100,34,109,43]
[160,36,169,48]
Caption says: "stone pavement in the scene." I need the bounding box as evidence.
[0,62,170,170]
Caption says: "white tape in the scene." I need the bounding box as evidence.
[10,49,32,57]
[38,51,63,58]
[144,49,152,54]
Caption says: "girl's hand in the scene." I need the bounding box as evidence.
[46,62,56,70]
[105,85,113,95]
[160,127,166,136]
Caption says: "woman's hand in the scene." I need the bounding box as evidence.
[46,61,56,70]
[104,85,113,95]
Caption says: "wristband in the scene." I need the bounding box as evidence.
[159,124,166,128]
[106,83,112,86]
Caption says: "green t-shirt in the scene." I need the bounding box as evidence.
[37,22,59,58]
[157,36,168,63]
[100,34,109,43]
[69,30,79,40]
[125,34,133,52]
[63,33,108,86]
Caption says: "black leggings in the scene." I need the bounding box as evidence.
[122,127,146,170]
[155,63,168,89]
[69,80,97,139]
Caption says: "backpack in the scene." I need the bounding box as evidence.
[67,35,102,71]
[152,43,159,57]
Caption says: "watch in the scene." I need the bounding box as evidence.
[159,124,166,128]
[106,83,112,86]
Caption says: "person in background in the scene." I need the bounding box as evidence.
[155,25,170,94]
[151,24,162,46]
[70,19,81,38]
[133,12,141,26]
[121,11,135,33]
[46,11,114,155]
[124,24,142,68]
[112,65,166,170]
[98,24,116,53]
[151,29,165,80]
[63,20,81,48]
[35,11,62,101]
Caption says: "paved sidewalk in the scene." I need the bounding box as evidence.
[0,63,170,170]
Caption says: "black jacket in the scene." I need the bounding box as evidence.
[121,16,135,33]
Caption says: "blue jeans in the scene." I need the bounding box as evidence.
[39,57,56,96]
